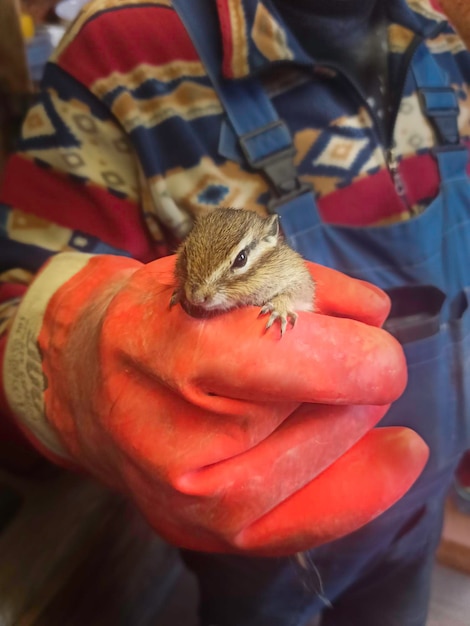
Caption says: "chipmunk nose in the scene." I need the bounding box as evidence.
[187,286,210,305]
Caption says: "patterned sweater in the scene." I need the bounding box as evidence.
[1,0,469,427]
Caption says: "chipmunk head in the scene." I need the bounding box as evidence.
[177,208,280,311]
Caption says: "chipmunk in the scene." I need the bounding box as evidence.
[170,207,315,334]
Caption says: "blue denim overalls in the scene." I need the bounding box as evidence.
[174,2,470,625]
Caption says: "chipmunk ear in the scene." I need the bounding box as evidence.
[263,214,280,243]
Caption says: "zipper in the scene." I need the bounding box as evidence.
[383,34,424,212]
[314,22,447,211]
[317,60,412,209]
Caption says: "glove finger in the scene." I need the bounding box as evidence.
[307,262,391,327]
[174,404,388,534]
[123,406,392,554]
[234,427,429,555]
[180,307,407,409]
[176,403,388,503]
[100,365,300,473]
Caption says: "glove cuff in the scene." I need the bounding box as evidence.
[3,252,140,461]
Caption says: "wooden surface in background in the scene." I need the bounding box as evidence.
[0,0,31,94]
[429,563,470,626]
[437,497,470,575]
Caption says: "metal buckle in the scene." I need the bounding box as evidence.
[239,121,313,209]
[419,86,459,116]
[267,181,313,212]
[419,87,460,145]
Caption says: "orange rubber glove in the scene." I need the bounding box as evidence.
[3,253,428,555]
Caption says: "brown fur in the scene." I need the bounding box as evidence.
[171,208,315,334]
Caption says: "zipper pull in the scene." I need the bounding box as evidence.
[387,146,410,210]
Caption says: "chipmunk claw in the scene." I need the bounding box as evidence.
[169,289,181,308]
[259,304,273,317]
[260,303,297,336]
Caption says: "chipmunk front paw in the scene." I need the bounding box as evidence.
[259,295,298,336]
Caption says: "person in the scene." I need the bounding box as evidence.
[0,0,469,624]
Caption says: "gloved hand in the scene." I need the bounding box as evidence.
[3,253,428,555]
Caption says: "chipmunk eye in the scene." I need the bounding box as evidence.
[232,249,248,269]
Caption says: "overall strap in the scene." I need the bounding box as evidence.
[171,0,320,234]
[411,42,467,180]
[411,42,460,146]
